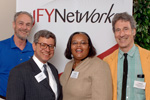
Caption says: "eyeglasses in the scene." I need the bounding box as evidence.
[37,43,55,50]
[71,41,89,46]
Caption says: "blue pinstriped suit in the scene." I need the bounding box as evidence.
[6,58,62,100]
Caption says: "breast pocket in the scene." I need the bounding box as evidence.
[134,77,146,100]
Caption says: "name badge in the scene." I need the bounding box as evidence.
[35,72,46,83]
[70,71,79,79]
[134,80,146,89]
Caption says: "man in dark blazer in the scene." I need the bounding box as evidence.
[6,30,62,100]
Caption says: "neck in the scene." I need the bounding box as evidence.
[13,35,26,50]
[73,60,81,69]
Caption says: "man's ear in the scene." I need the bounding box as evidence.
[132,28,136,36]
[12,22,15,29]
[32,43,36,51]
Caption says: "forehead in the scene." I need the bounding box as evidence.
[72,34,88,41]
[115,20,131,28]
[38,37,54,44]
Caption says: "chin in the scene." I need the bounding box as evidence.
[42,60,49,63]
[118,43,127,47]
[76,57,86,60]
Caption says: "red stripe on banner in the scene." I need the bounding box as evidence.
[59,44,119,78]
[59,72,63,78]
[97,44,119,60]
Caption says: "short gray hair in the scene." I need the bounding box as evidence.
[112,12,136,33]
[14,11,34,24]
[34,30,56,46]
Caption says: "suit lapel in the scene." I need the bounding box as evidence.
[65,61,74,82]
[138,45,150,83]
[48,63,59,84]
[109,49,118,100]
[48,63,62,97]
[29,58,53,91]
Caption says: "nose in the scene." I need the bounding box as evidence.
[77,43,81,47]
[45,46,50,52]
[120,29,125,37]
[22,24,27,29]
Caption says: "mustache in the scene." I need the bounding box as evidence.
[19,29,29,33]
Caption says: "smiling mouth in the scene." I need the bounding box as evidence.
[76,49,83,53]
[42,52,50,56]
[119,37,127,42]
[21,31,28,34]
[19,29,28,33]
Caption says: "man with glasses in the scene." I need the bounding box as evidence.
[6,30,62,100]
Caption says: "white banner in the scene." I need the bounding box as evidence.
[17,0,133,73]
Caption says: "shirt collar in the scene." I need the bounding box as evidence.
[32,55,48,71]
[10,35,17,48]
[119,44,136,59]
[10,35,33,52]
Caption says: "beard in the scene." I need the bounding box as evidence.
[15,29,29,40]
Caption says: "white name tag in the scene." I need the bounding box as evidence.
[70,71,79,79]
[35,72,46,83]
[134,80,146,89]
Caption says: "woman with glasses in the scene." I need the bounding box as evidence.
[60,32,112,100]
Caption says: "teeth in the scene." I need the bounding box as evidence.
[43,53,49,55]
[119,37,127,41]
[76,49,82,52]
[21,30,27,33]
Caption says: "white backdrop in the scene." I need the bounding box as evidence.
[17,0,133,73]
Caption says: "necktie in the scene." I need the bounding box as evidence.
[43,64,49,82]
[121,53,128,100]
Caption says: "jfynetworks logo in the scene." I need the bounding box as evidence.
[33,4,115,24]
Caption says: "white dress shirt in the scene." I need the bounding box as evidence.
[33,55,58,100]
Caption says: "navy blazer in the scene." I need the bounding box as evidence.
[6,58,62,100]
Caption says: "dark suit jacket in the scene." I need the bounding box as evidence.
[6,58,62,100]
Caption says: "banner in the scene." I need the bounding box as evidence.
[17,0,133,73]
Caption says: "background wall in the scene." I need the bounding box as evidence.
[0,0,16,40]
[16,0,133,73]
